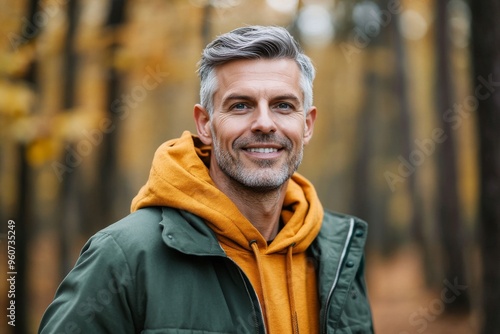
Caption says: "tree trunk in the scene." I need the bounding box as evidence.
[434,0,470,312]
[14,146,29,334]
[391,9,434,279]
[13,0,40,332]
[58,0,80,277]
[83,0,128,234]
[469,0,500,332]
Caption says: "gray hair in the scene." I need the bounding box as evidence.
[197,25,316,116]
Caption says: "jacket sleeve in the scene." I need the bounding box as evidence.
[38,232,140,334]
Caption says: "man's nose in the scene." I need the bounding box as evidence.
[250,104,277,133]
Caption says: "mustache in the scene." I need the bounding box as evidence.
[233,133,292,150]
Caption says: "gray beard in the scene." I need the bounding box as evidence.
[211,132,303,191]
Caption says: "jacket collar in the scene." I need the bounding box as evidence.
[158,206,367,265]
[159,207,226,257]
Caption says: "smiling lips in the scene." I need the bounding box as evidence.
[236,134,290,156]
[246,147,279,153]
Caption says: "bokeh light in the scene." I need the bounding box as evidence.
[448,0,471,48]
[400,9,429,41]
[352,1,382,37]
[265,0,299,15]
[297,4,334,47]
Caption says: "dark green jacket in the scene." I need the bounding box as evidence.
[39,207,373,333]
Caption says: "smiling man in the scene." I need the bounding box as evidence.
[39,26,374,333]
[195,57,315,241]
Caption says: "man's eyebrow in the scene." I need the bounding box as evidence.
[272,94,301,103]
[221,93,302,106]
[223,94,254,103]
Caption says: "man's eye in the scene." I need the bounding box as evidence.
[276,103,292,110]
[232,103,248,110]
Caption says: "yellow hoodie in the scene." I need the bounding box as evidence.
[131,131,324,333]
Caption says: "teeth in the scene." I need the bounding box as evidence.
[247,148,278,153]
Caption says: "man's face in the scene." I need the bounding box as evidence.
[195,58,316,191]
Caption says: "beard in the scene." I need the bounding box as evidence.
[211,132,303,191]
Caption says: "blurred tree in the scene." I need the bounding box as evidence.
[469,0,500,332]
[14,0,40,333]
[351,67,376,243]
[84,0,128,234]
[58,0,80,277]
[434,0,471,313]
[349,0,392,255]
[391,8,434,284]
[200,0,213,47]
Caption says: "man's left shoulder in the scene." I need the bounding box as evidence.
[321,210,368,234]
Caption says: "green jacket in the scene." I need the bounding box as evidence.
[39,207,374,333]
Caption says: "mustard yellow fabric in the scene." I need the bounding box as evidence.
[131,131,324,333]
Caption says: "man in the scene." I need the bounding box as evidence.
[39,25,374,333]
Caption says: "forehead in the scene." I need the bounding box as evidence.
[214,58,302,98]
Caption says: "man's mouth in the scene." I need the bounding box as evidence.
[246,148,279,153]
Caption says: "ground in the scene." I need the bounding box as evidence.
[367,246,479,334]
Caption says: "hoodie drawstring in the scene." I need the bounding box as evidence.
[249,240,269,330]
[249,240,299,334]
[287,243,299,334]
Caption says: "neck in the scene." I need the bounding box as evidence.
[213,176,288,241]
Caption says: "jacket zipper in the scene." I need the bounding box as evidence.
[321,218,355,334]
[226,256,267,334]
[191,237,266,334]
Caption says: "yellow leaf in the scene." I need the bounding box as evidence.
[26,138,58,167]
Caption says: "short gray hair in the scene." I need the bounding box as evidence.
[197,25,316,116]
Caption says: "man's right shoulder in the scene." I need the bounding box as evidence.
[90,207,171,255]
[102,206,164,235]
[99,206,161,233]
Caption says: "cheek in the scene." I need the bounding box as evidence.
[211,124,233,150]
[281,121,306,141]
[213,117,246,139]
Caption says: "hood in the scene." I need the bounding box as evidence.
[131,131,324,254]
[131,131,325,332]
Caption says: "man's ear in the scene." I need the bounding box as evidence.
[303,106,317,145]
[194,104,213,145]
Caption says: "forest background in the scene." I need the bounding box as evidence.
[1,0,499,333]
